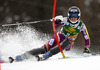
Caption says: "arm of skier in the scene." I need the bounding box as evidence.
[81,23,90,53]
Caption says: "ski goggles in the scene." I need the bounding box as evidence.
[69,13,79,18]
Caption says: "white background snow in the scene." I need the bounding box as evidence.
[0,26,100,70]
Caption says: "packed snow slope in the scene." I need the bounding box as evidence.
[1,54,100,70]
[0,26,100,70]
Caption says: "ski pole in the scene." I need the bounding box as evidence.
[2,19,52,27]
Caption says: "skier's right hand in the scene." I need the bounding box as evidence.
[83,47,90,53]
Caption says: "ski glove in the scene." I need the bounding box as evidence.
[83,47,90,53]
[55,19,62,24]
[55,15,63,24]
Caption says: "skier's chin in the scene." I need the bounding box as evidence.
[71,20,78,24]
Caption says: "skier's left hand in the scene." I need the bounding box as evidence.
[83,47,90,53]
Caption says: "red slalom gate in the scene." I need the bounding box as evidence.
[52,0,65,59]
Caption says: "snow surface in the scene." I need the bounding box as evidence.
[0,26,100,70]
[1,54,100,70]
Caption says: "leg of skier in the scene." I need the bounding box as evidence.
[28,37,74,61]
[38,39,71,61]
[9,32,66,63]
[65,40,74,51]
[9,47,47,63]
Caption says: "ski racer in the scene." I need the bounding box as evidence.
[8,6,90,63]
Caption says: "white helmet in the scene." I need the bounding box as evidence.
[68,6,81,24]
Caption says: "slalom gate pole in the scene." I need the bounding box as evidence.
[52,0,65,59]
[2,19,52,27]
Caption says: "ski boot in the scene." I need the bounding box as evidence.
[9,55,24,63]
[9,53,32,63]
[36,51,52,61]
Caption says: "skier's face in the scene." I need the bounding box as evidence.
[70,17,78,23]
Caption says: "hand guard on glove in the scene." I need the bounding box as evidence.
[55,19,62,24]
[83,47,90,53]
[55,15,63,24]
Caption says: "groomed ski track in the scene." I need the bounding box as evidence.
[1,55,100,70]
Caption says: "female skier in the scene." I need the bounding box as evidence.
[8,6,90,63]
